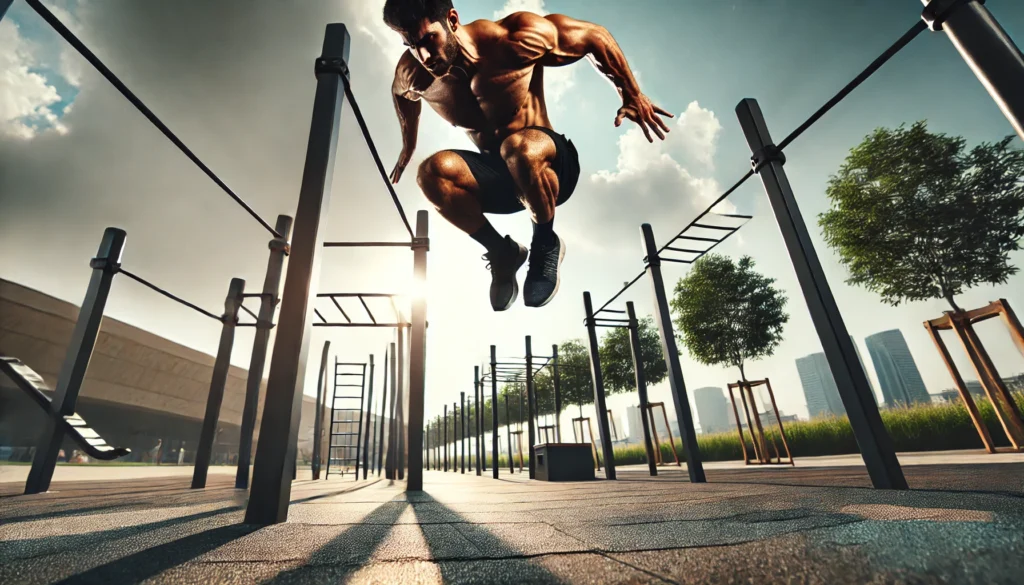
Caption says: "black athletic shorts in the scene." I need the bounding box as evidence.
[448,126,580,215]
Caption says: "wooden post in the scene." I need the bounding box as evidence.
[924,319,995,453]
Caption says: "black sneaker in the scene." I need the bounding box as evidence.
[483,236,528,311]
[524,233,565,308]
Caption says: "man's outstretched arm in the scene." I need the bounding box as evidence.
[504,11,673,142]
[390,55,422,184]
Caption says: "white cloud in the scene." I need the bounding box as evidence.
[559,101,734,255]
[493,0,548,20]
[0,20,64,139]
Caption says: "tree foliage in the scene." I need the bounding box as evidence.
[554,339,593,411]
[598,315,667,393]
[819,121,1024,311]
[671,254,788,378]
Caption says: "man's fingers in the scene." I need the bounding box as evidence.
[649,117,666,140]
[653,104,674,118]
[614,110,625,127]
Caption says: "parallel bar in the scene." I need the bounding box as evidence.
[691,223,736,231]
[244,24,349,525]
[664,247,707,254]
[193,278,246,489]
[675,235,719,243]
[658,170,755,255]
[358,295,377,324]
[736,97,906,489]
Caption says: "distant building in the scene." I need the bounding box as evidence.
[625,405,644,444]
[625,404,680,443]
[865,329,930,407]
[693,387,730,434]
[796,352,846,418]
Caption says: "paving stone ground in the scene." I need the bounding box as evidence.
[1,461,1023,584]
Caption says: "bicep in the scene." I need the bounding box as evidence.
[506,13,599,67]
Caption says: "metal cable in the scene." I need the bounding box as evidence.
[340,78,414,238]
[25,0,282,239]
[776,20,928,152]
[119,268,221,321]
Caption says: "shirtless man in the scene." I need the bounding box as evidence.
[384,0,672,310]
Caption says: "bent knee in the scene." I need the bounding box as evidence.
[500,129,554,167]
[417,151,471,205]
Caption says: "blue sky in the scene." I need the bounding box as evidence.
[2,0,1023,437]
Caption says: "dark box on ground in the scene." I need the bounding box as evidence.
[534,443,596,481]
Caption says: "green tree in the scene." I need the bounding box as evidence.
[671,254,789,381]
[819,121,1024,311]
[598,315,668,394]
[555,339,594,418]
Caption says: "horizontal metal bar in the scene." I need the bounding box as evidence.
[318,293,401,298]
[323,241,413,248]
[118,268,222,321]
[674,235,719,243]
[314,323,411,328]
[660,257,694,264]
[664,246,708,254]
[595,309,626,315]
[692,222,737,231]
[595,318,630,323]
[595,324,629,329]
[715,213,754,220]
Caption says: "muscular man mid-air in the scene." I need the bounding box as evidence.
[385,0,672,310]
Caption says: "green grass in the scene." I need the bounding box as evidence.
[611,392,1024,466]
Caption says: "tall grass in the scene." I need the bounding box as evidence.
[610,392,1024,465]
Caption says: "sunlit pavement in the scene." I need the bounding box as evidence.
[1,458,1023,584]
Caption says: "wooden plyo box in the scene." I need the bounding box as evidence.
[534,443,597,481]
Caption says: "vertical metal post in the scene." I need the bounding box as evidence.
[362,355,375,479]
[396,323,407,480]
[475,367,482,475]
[525,336,538,479]
[505,394,514,473]
[376,346,389,476]
[0,0,13,23]
[311,341,331,480]
[735,98,906,490]
[627,302,658,477]
[386,340,398,479]
[583,292,616,480]
[641,224,706,483]
[460,392,467,473]
[326,355,336,479]
[490,346,499,478]
[25,227,126,495]
[425,421,430,471]
[552,344,562,442]
[443,404,449,472]
[245,24,349,524]
[193,278,246,489]
[406,211,429,488]
[235,215,292,489]
[922,0,1024,141]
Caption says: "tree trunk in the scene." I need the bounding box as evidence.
[738,362,748,383]
[945,293,963,313]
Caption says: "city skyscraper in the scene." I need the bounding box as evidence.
[796,352,846,419]
[693,387,730,434]
[865,329,930,407]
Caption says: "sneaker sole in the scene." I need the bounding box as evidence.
[493,244,529,312]
[526,237,566,308]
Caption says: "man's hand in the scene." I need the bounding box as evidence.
[390,149,413,184]
[614,93,673,142]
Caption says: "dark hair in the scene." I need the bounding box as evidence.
[383,0,454,31]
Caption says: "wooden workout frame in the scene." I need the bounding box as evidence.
[924,298,1024,453]
[645,402,681,467]
[726,378,794,466]
[509,430,525,472]
[571,416,602,470]
[539,424,556,444]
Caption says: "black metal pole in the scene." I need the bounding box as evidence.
[406,210,429,489]
[461,392,467,474]
[376,346,389,476]
[475,367,483,475]
[583,292,616,480]
[505,393,515,474]
[236,215,292,490]
[386,340,398,479]
[735,97,906,489]
[627,302,658,477]
[245,24,349,525]
[193,278,246,489]
[552,344,561,443]
[491,346,499,479]
[311,341,331,480]
[396,324,407,481]
[443,404,449,472]
[641,224,706,483]
[25,228,126,495]
[361,355,375,479]
[525,336,538,479]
